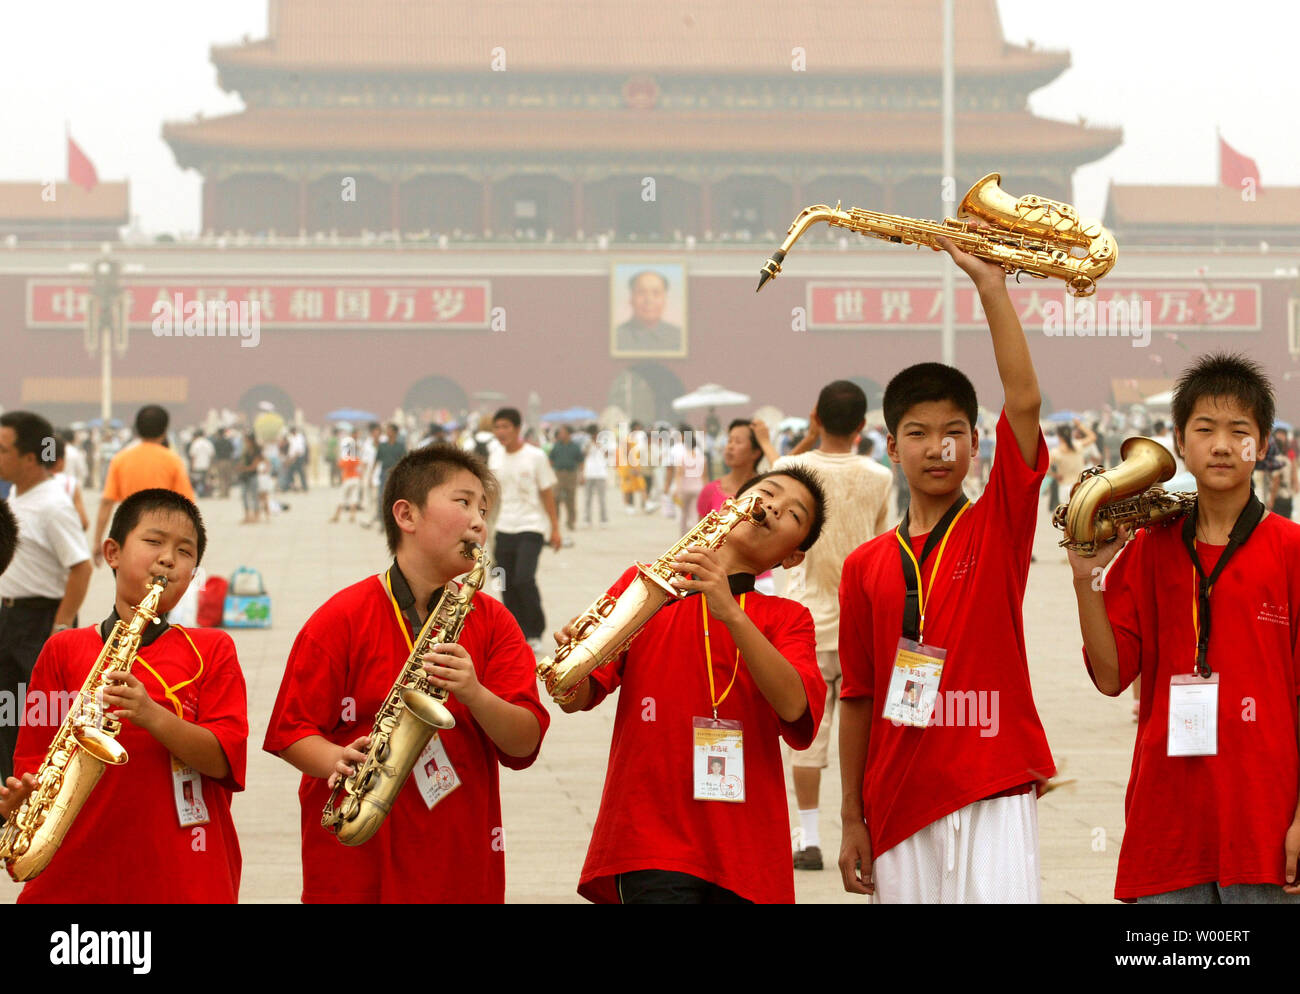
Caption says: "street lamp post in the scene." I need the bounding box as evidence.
[83,251,130,425]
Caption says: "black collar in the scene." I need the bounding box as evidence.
[684,573,756,597]
[99,607,170,647]
[387,561,444,629]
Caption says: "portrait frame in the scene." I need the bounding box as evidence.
[610,260,688,358]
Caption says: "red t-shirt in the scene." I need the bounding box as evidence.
[839,411,1055,858]
[262,574,550,903]
[13,622,247,903]
[1087,512,1300,900]
[577,567,826,904]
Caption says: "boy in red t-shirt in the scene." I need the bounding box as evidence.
[551,465,828,904]
[264,443,549,903]
[0,488,247,903]
[1070,352,1300,903]
[837,238,1054,903]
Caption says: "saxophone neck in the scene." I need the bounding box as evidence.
[756,204,851,291]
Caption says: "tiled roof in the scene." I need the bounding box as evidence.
[1106,184,1300,227]
[0,182,129,221]
[211,0,1068,75]
[164,108,1119,160]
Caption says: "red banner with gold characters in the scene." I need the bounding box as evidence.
[26,279,492,329]
[806,281,1261,331]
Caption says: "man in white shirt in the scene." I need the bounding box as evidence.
[0,411,92,780]
[188,430,216,498]
[774,381,893,870]
[489,408,561,651]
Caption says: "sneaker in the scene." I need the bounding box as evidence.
[793,846,823,871]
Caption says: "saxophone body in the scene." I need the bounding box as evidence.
[0,575,168,882]
[321,545,488,846]
[1052,437,1197,557]
[536,494,767,698]
[757,173,1118,298]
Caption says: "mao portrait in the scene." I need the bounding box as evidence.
[610,262,687,358]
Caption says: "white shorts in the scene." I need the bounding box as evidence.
[872,792,1040,904]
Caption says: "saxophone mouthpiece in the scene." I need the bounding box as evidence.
[756,249,785,292]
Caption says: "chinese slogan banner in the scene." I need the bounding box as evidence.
[27,280,492,329]
[806,281,1260,331]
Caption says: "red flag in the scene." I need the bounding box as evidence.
[67,136,98,191]
[1219,135,1260,190]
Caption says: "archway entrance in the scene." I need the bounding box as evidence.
[402,375,469,422]
[608,363,685,424]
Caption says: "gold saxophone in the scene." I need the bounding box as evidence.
[1053,437,1196,557]
[0,575,168,882]
[757,173,1118,298]
[321,544,488,846]
[536,493,767,699]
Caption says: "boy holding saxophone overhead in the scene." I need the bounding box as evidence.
[837,237,1054,903]
[263,444,548,903]
[552,465,829,904]
[1068,352,1300,903]
[0,488,247,903]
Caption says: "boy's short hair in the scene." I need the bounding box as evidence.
[108,488,206,565]
[382,443,498,554]
[882,363,978,437]
[0,501,17,575]
[1171,352,1274,443]
[737,466,828,552]
[0,411,54,461]
[493,407,521,429]
[135,405,169,439]
[816,380,868,437]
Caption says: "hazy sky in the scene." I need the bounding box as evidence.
[1,0,1294,234]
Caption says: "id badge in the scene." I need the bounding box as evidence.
[1168,673,1219,757]
[412,734,461,810]
[693,717,744,802]
[882,638,947,728]
[171,756,210,827]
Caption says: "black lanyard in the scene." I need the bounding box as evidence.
[896,496,971,642]
[1179,494,1265,677]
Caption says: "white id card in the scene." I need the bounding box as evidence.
[171,756,210,827]
[1168,673,1218,756]
[412,734,461,810]
[882,638,947,728]
[693,717,744,802]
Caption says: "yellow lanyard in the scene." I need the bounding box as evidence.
[701,592,746,718]
[383,571,416,653]
[134,624,205,719]
[1191,562,1209,675]
[894,502,970,642]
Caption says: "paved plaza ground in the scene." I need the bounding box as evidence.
[1,473,1135,904]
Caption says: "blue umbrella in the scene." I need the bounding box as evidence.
[1274,420,1293,432]
[87,418,124,428]
[1047,410,1081,424]
[327,409,380,422]
[541,407,597,424]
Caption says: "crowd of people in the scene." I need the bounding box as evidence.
[0,238,1298,907]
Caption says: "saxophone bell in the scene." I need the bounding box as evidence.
[398,687,456,730]
[71,726,128,766]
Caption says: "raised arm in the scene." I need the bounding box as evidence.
[936,236,1042,467]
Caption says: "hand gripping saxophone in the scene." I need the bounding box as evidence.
[1052,437,1197,556]
[757,173,1118,298]
[321,544,488,846]
[537,494,767,700]
[0,574,168,882]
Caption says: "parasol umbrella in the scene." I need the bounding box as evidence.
[326,409,379,423]
[1143,390,1173,407]
[672,383,751,412]
[541,407,598,424]
[777,416,809,433]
